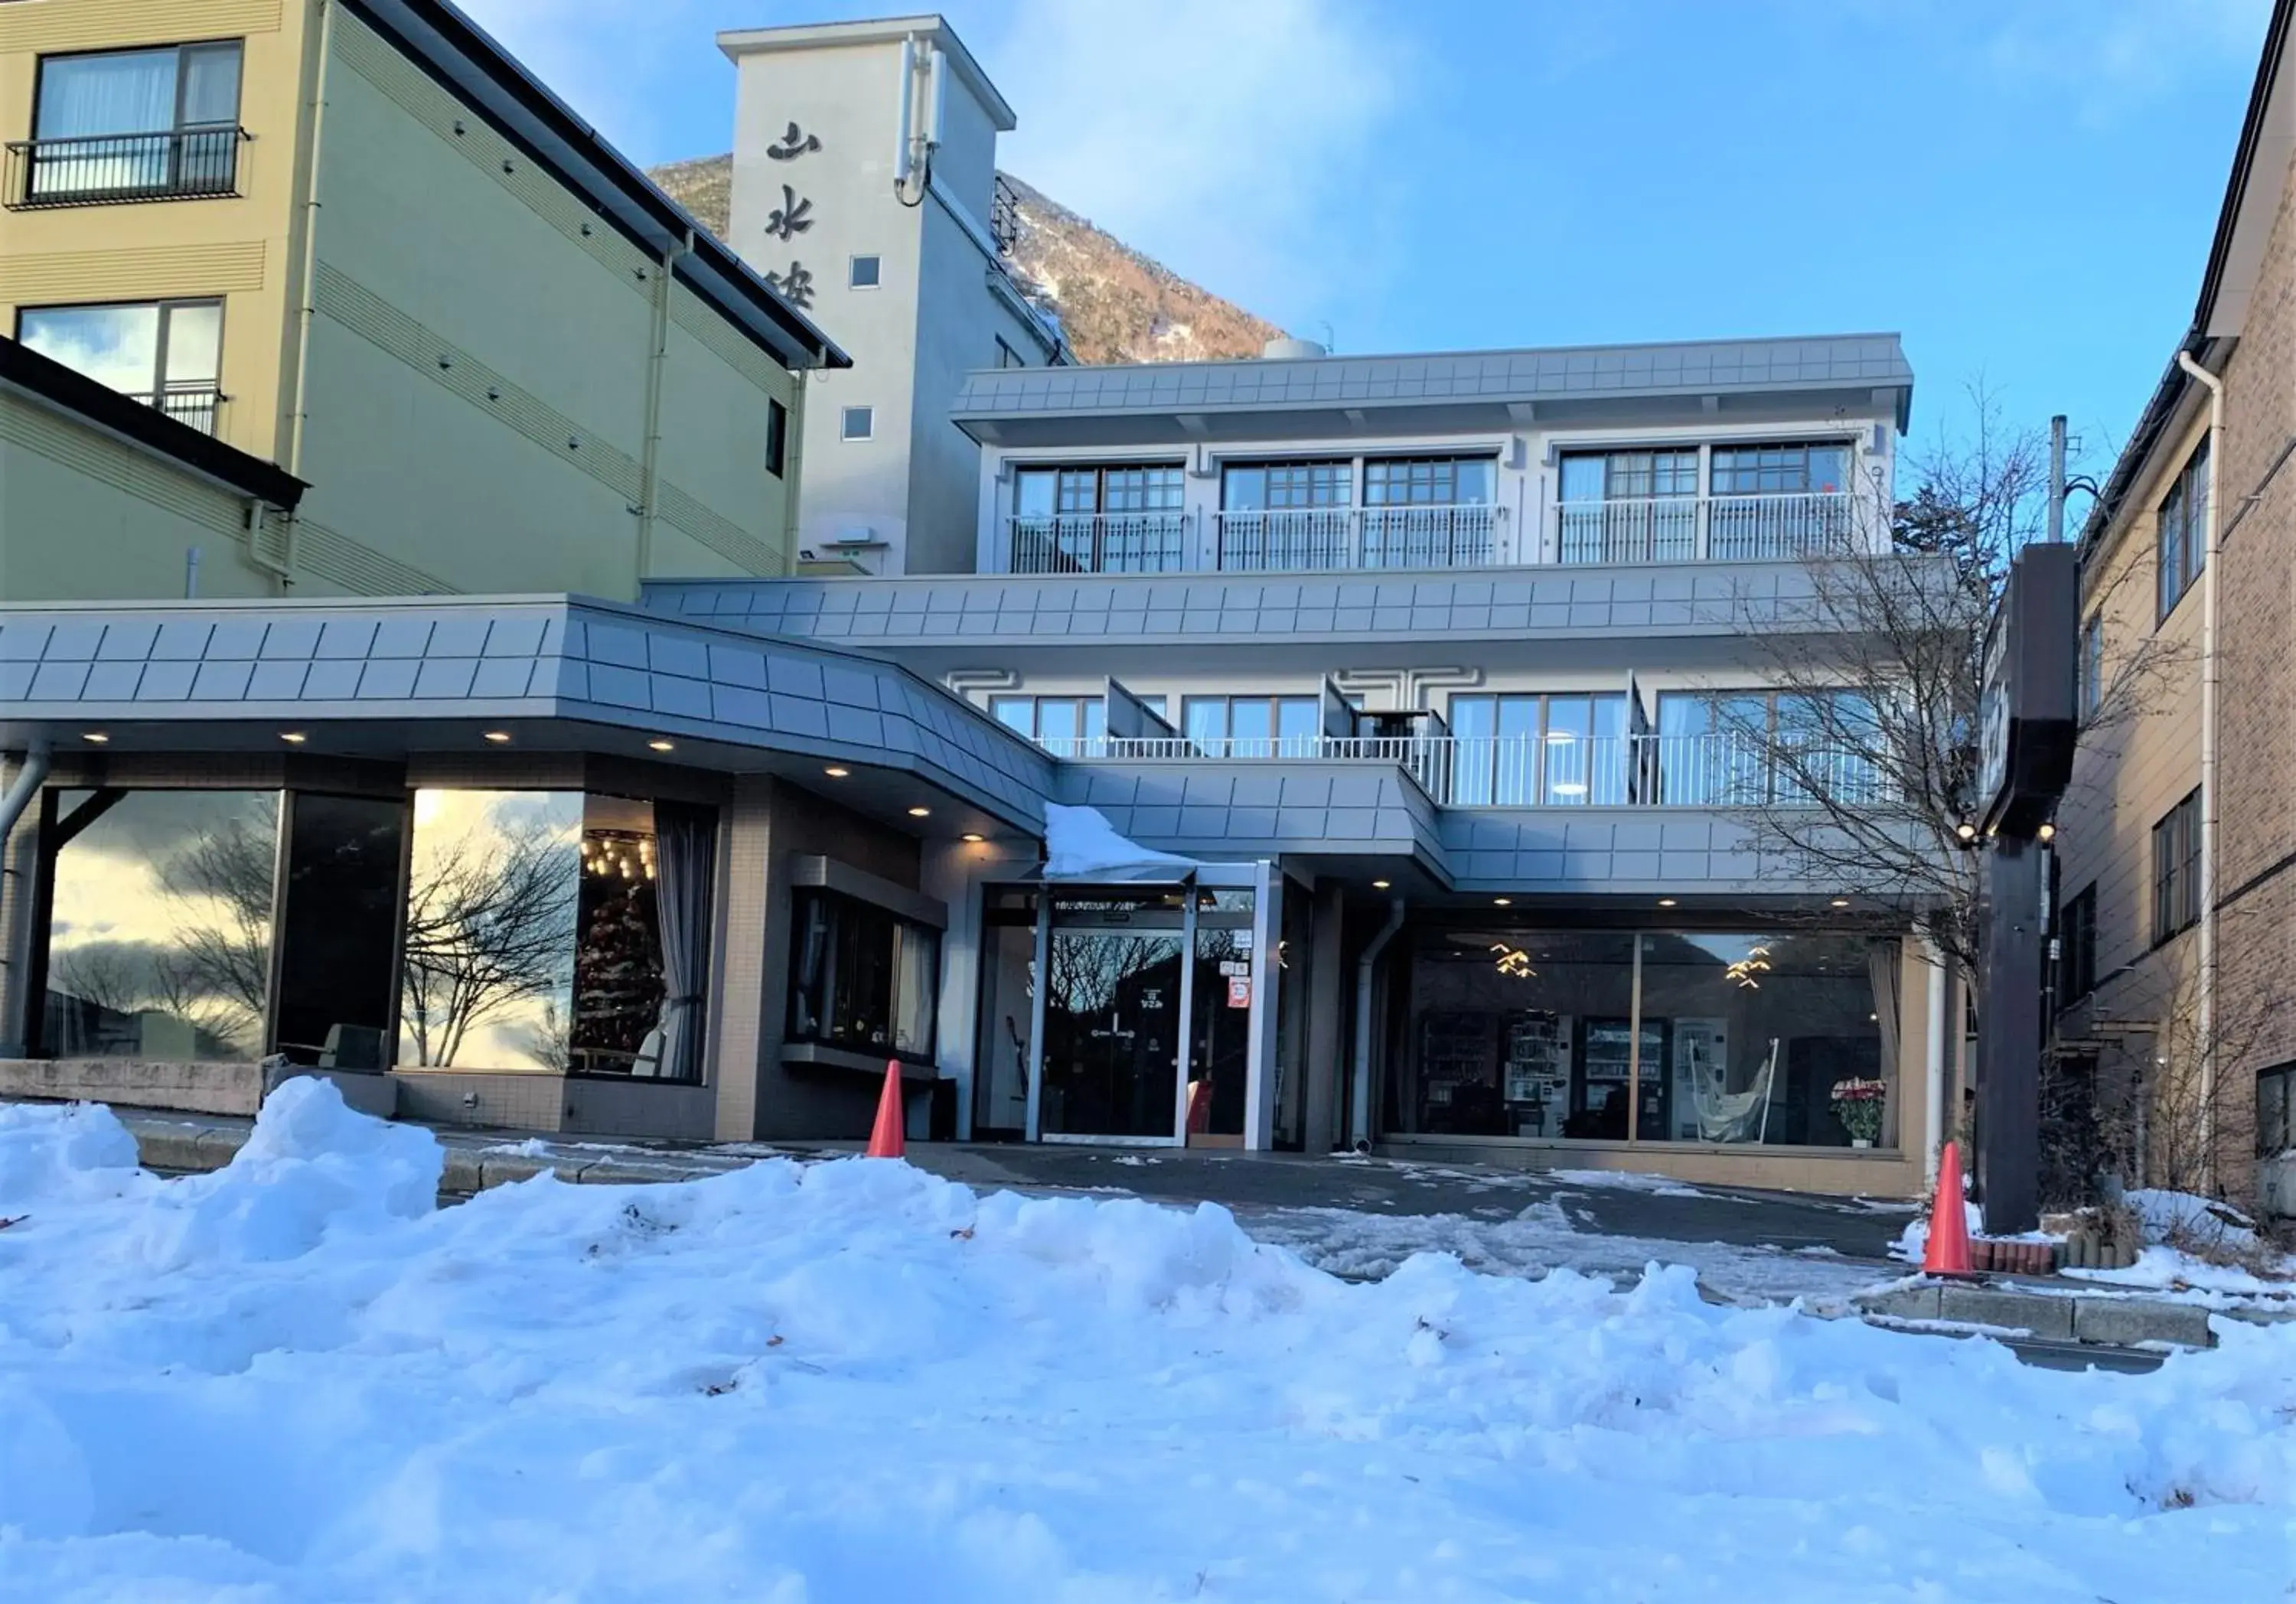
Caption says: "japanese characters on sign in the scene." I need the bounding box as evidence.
[759,121,821,308]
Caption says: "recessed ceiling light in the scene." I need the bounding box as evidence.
[1830,897,1851,908]
[908,805,931,818]
[647,738,674,752]
[1658,897,1677,908]
[824,765,850,778]
[482,730,512,744]
[80,732,109,744]
[1493,897,1512,907]
[279,732,308,745]
[961,832,985,843]
[2037,822,2057,842]
[1372,879,1391,890]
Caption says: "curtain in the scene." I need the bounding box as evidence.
[1867,937,1903,1145]
[651,802,716,1083]
[35,51,176,196]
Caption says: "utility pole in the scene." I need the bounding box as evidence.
[2047,414,2067,544]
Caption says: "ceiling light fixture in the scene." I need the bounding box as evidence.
[1371,879,1391,890]
[824,765,850,778]
[1493,897,1512,907]
[908,805,931,818]
[1830,897,1851,908]
[482,730,512,744]
[1955,821,1978,841]
[647,738,674,752]
[961,832,985,843]
[80,732,109,744]
[2037,822,2057,842]
[1658,897,1677,908]
[279,732,308,745]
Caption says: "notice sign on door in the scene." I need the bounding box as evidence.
[1218,960,1250,978]
[1227,976,1251,1008]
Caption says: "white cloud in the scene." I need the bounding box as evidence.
[1981,0,2268,121]
[980,0,1406,332]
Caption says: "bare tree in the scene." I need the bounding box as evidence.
[400,824,578,1067]
[155,808,276,1029]
[1722,383,2180,985]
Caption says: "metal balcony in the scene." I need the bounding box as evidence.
[137,384,226,437]
[1007,512,1191,575]
[1554,491,1858,564]
[1212,504,1505,571]
[5,126,248,209]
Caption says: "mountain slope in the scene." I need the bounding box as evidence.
[644,155,1280,365]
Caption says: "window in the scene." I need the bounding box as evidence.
[1182,695,1319,756]
[1009,463,1187,573]
[1654,690,1884,806]
[2151,787,2203,945]
[788,888,940,1063]
[398,791,715,1078]
[1218,460,1355,568]
[1364,455,1495,507]
[1557,450,1700,562]
[849,254,881,289]
[1221,460,1355,510]
[840,405,873,442]
[990,694,1107,756]
[1361,455,1499,566]
[1401,926,1894,1148]
[19,43,243,206]
[2259,1062,2296,1156]
[2157,438,2210,621]
[2058,882,2097,1005]
[1558,449,1699,502]
[995,336,1024,369]
[2078,612,2103,722]
[1710,442,1849,495]
[18,299,223,433]
[1448,692,1630,805]
[765,397,788,478]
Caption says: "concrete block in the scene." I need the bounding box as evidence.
[478,1155,550,1190]
[1855,1284,1942,1322]
[439,1150,485,1195]
[1937,1285,2076,1339]
[129,1125,216,1175]
[2072,1297,2215,1349]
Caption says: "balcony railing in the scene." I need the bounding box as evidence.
[1069,731,1891,809]
[1009,512,1191,574]
[1554,491,1857,564]
[135,384,226,437]
[1213,504,1504,571]
[5,126,248,210]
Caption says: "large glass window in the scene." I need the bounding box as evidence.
[272,794,406,1070]
[1401,924,1896,1149]
[1709,442,1854,558]
[2157,438,2210,621]
[1448,692,1629,805]
[2058,882,2097,1006]
[1218,460,1355,569]
[788,888,940,1064]
[399,791,712,1077]
[1182,694,1319,757]
[991,694,1107,756]
[1654,689,1882,806]
[1710,442,1848,495]
[18,299,223,432]
[26,43,243,203]
[40,789,279,1061]
[1010,464,1186,573]
[972,888,1039,1138]
[1557,450,1700,562]
[2151,788,2202,945]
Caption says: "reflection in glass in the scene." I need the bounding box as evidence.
[398,791,582,1071]
[972,889,1039,1138]
[41,789,279,1061]
[1042,899,1184,1138]
[1189,910,1253,1139]
[787,888,940,1063]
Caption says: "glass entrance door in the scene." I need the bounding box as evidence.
[1041,925,1186,1140]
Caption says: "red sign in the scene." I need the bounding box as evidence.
[1226,977,1251,1009]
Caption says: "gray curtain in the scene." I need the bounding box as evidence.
[652,801,716,1083]
[1867,937,1903,1143]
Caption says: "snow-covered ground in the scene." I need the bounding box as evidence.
[6,1085,2294,1602]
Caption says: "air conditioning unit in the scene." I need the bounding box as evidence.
[835,527,876,546]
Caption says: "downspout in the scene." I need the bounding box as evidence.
[1923,931,1949,1185]
[275,0,338,591]
[2177,347,2225,1193]
[0,742,53,1055]
[1348,895,1405,1152]
[634,230,693,585]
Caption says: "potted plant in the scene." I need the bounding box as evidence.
[1828,1077,1887,1148]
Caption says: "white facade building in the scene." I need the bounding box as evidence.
[719,15,1062,577]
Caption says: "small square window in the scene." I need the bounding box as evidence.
[840,406,873,442]
[850,255,881,289]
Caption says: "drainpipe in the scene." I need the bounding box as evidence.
[634,230,693,585]
[1923,931,1949,1185]
[274,0,338,591]
[2177,347,2224,1194]
[1348,895,1405,1152]
[0,742,52,1056]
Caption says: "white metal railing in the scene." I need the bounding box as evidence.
[1062,731,1891,809]
[1008,512,1191,575]
[1212,504,1505,571]
[1554,491,1859,564]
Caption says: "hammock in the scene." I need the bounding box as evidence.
[1691,1037,1780,1144]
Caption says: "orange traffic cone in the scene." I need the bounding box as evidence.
[866,1058,905,1159]
[1921,1139,1973,1276]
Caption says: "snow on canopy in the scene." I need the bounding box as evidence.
[1041,802,1197,880]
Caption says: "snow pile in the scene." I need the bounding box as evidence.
[1888,1196,1985,1264]
[1041,801,1194,879]
[4,1091,2295,1600]
[0,1099,142,1213]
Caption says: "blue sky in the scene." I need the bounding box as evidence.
[461,0,2265,470]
